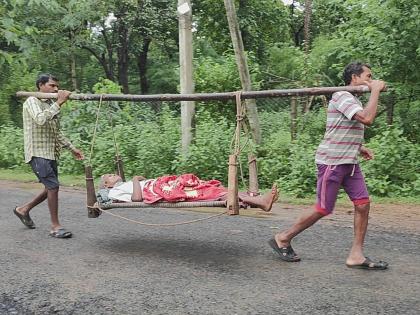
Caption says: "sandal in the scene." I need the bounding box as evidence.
[268,238,301,262]
[13,207,35,229]
[346,257,388,270]
[49,228,72,239]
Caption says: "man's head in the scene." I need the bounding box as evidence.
[36,74,59,92]
[343,62,372,86]
[100,174,122,189]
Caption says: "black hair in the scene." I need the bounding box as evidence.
[343,62,371,85]
[36,73,59,90]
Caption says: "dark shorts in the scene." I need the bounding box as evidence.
[315,164,370,215]
[30,157,59,190]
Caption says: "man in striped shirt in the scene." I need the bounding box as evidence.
[13,74,84,238]
[269,62,388,270]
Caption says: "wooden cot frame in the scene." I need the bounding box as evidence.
[16,85,374,218]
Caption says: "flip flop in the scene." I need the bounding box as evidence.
[268,238,301,262]
[49,228,72,239]
[346,257,388,270]
[13,207,35,229]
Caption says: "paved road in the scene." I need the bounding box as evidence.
[1,182,419,314]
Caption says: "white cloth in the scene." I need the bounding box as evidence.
[108,180,150,202]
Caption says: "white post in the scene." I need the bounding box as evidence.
[178,0,195,155]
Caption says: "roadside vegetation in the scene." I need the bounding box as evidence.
[0,0,418,201]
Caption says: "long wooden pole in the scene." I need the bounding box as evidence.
[15,85,379,102]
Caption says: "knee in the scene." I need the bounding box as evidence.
[354,202,370,213]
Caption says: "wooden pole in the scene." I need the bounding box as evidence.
[178,0,195,155]
[224,0,261,144]
[85,165,99,218]
[248,153,259,196]
[227,154,239,215]
[291,96,298,140]
[15,85,380,102]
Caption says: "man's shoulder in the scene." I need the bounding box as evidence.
[331,90,354,100]
[330,91,358,106]
[23,96,41,106]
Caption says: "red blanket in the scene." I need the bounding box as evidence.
[142,174,227,204]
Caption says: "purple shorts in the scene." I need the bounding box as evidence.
[315,164,369,215]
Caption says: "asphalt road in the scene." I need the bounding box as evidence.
[1,182,419,315]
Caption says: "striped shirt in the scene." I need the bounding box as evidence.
[315,91,364,165]
[22,97,75,163]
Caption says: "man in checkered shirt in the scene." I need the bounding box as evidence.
[14,74,84,238]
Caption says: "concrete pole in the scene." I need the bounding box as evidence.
[178,0,195,155]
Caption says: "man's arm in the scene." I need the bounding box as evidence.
[131,176,146,202]
[359,145,374,160]
[25,97,60,125]
[56,131,84,160]
[353,80,386,126]
[25,90,72,125]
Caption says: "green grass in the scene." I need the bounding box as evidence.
[1,168,419,205]
[0,168,86,188]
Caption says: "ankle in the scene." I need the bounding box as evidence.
[275,233,290,246]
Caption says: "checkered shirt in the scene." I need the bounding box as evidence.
[22,96,75,163]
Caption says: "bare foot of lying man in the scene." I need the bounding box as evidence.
[100,173,279,212]
[239,184,279,212]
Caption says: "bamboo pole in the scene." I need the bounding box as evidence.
[15,85,382,102]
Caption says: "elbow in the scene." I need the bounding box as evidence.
[362,118,374,126]
[131,196,142,202]
[354,113,374,126]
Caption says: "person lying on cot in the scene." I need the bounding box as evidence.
[100,173,279,212]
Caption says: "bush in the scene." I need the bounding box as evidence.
[0,124,25,168]
[362,126,420,197]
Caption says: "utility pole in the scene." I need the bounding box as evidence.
[224,0,261,144]
[178,0,195,155]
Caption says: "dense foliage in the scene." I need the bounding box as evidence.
[0,0,419,198]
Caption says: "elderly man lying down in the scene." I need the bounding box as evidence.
[100,173,278,212]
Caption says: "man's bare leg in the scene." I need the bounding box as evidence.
[47,188,61,231]
[274,211,325,248]
[346,203,369,265]
[239,184,278,212]
[16,188,48,215]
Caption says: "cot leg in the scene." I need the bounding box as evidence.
[85,165,100,218]
[227,154,239,215]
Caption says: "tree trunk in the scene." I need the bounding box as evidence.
[70,53,78,91]
[116,20,129,93]
[137,38,151,94]
[304,0,312,55]
[302,0,312,111]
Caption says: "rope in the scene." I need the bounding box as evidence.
[229,91,255,189]
[90,205,227,227]
[88,94,104,166]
